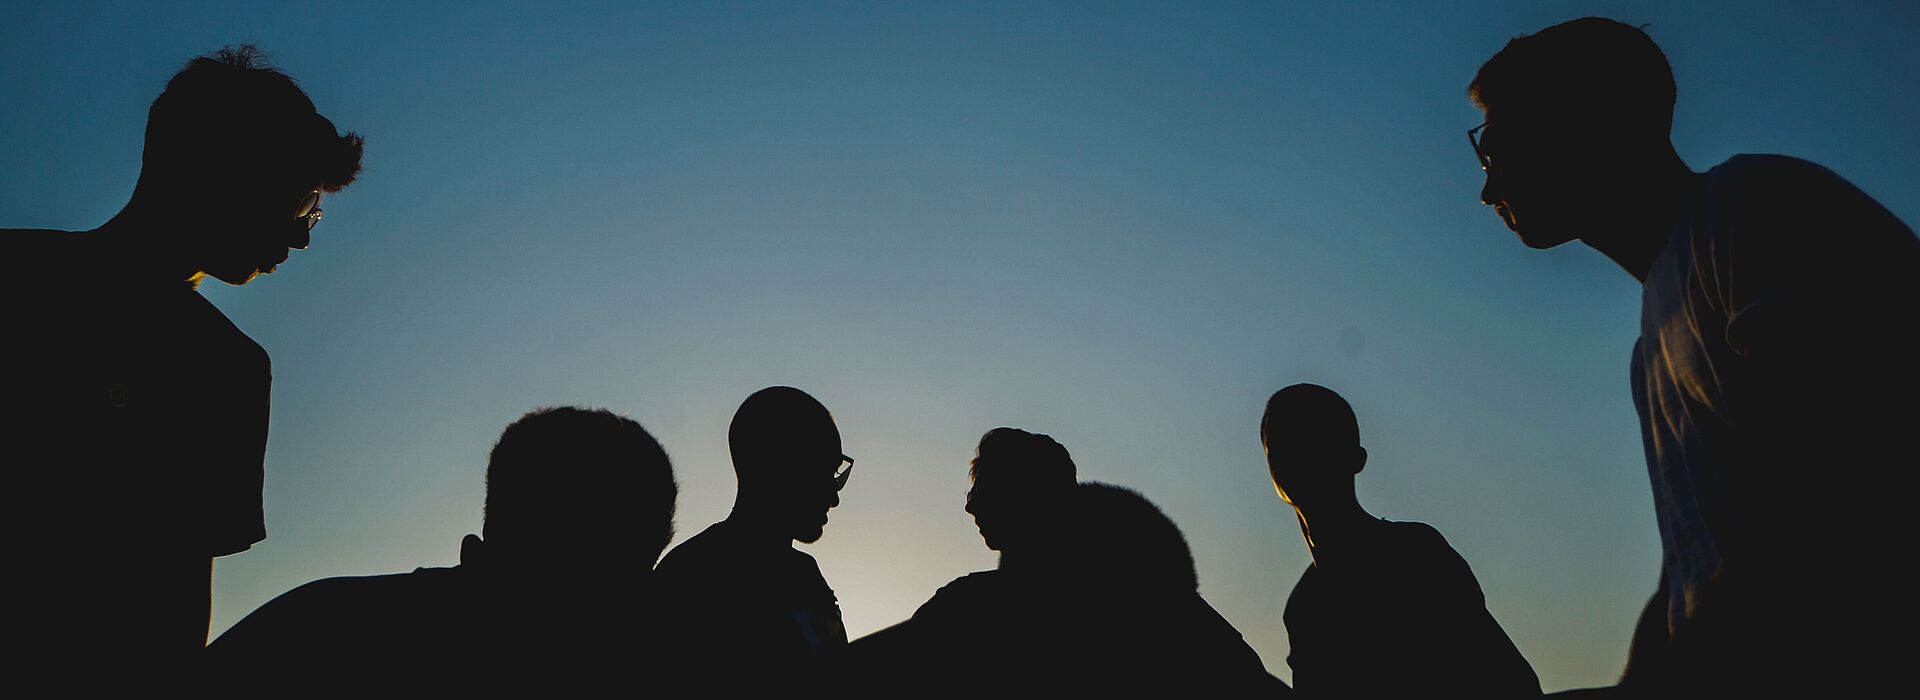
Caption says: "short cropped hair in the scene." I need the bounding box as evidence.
[484,407,677,559]
[1468,17,1676,139]
[1068,482,1198,592]
[1261,383,1360,450]
[728,386,838,478]
[971,427,1077,485]
[143,45,364,193]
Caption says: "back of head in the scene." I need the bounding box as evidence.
[483,407,676,569]
[141,45,364,199]
[1262,384,1366,506]
[1262,383,1359,452]
[1061,482,1198,593]
[1469,17,1675,143]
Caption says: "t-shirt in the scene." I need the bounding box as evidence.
[3,229,271,560]
[1283,520,1539,697]
[207,565,648,694]
[652,518,847,690]
[1628,154,1918,684]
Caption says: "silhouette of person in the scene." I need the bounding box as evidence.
[206,407,676,693]
[1262,384,1539,698]
[1469,18,1919,695]
[855,431,1285,696]
[0,45,363,677]
[653,386,852,691]
[849,428,1079,688]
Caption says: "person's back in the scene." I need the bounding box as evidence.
[1625,151,1917,689]
[207,407,676,692]
[1045,482,1285,696]
[1282,520,1535,697]
[1262,384,1537,698]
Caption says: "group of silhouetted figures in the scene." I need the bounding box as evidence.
[5,16,1917,698]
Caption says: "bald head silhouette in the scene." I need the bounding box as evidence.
[729,386,846,543]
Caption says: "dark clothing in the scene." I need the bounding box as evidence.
[857,569,1287,696]
[4,230,269,672]
[1623,155,1919,692]
[208,565,647,693]
[653,518,846,690]
[1284,520,1539,698]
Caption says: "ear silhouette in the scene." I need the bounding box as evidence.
[1351,446,1369,477]
[460,533,487,567]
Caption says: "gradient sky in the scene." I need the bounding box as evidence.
[4,1,1916,690]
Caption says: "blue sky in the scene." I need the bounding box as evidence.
[5,1,1916,689]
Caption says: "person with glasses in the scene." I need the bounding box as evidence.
[0,45,362,680]
[1262,384,1537,698]
[654,386,853,693]
[1468,18,1917,695]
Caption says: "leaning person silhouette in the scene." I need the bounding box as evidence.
[1263,384,1538,697]
[206,407,675,693]
[0,44,362,681]
[654,386,853,693]
[1468,18,1920,695]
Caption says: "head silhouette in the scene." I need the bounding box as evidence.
[964,427,1077,553]
[1261,384,1367,510]
[473,407,676,578]
[1059,482,1198,593]
[129,45,365,285]
[1469,18,1676,248]
[730,386,845,544]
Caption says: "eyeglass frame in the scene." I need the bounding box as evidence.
[833,454,855,491]
[1468,122,1492,172]
[295,190,325,231]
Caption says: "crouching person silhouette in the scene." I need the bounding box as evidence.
[206,407,676,694]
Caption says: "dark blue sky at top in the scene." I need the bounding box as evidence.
[4,1,1916,689]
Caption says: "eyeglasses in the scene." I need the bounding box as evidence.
[1468,123,1491,172]
[833,454,855,491]
[295,190,325,231]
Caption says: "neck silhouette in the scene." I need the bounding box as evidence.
[1581,146,1701,282]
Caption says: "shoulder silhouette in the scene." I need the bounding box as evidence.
[653,386,853,693]
[207,407,675,694]
[1263,384,1539,697]
[855,429,1287,696]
